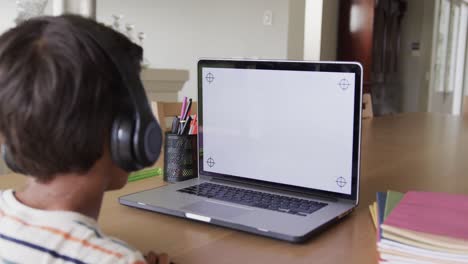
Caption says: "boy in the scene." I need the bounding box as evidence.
[0,15,168,264]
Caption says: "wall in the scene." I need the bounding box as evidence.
[287,0,338,62]
[320,0,338,61]
[464,38,468,111]
[97,0,290,100]
[418,0,436,111]
[0,0,53,34]
[399,0,435,112]
[0,0,339,101]
[287,0,305,60]
[0,1,290,101]
[0,0,20,34]
[303,0,323,60]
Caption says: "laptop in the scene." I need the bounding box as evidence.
[119,59,363,243]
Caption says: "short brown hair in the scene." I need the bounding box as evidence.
[0,15,141,180]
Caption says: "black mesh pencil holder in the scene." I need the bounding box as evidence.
[164,133,198,183]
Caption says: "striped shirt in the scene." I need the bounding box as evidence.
[0,189,146,264]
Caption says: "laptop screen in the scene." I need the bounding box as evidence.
[198,60,361,198]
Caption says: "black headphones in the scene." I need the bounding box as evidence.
[1,20,162,173]
[102,38,163,172]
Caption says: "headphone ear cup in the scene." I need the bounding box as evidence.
[143,120,162,163]
[110,114,139,172]
[1,144,24,174]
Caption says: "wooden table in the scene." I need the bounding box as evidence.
[2,112,468,264]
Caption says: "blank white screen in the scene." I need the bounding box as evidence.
[202,67,355,194]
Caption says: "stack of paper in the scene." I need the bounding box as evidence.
[369,191,468,264]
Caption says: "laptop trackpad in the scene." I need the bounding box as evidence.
[182,200,251,219]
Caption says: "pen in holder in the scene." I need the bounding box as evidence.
[164,133,198,183]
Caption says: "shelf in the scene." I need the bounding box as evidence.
[140,68,189,101]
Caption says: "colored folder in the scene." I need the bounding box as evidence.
[383,190,403,220]
[381,191,468,253]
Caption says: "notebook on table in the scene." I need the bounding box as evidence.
[376,191,468,263]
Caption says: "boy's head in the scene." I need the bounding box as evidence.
[0,15,142,184]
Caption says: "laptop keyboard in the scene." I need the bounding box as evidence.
[178,182,328,217]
